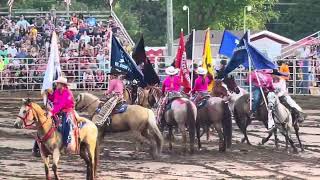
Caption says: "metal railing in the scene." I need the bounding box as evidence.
[153,57,320,96]
[0,57,110,91]
[1,57,319,95]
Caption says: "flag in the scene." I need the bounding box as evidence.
[7,0,14,8]
[202,28,214,91]
[179,52,191,93]
[132,35,160,86]
[175,30,185,68]
[224,32,277,76]
[132,35,147,65]
[111,35,144,84]
[143,58,160,86]
[219,30,239,58]
[174,30,191,93]
[185,31,194,60]
[41,32,62,103]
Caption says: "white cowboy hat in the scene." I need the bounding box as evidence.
[196,67,207,75]
[53,76,68,85]
[165,66,179,75]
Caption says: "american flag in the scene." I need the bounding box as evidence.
[64,0,71,6]
[7,0,14,9]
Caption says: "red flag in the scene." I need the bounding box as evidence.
[175,31,185,68]
[179,52,191,93]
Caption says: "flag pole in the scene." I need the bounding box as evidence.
[246,30,268,111]
[190,29,195,88]
[247,30,253,111]
[107,29,113,90]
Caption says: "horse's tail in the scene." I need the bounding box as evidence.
[222,101,232,148]
[147,109,163,153]
[186,100,196,154]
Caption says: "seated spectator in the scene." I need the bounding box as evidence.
[16,15,30,31]
[7,43,17,57]
[95,69,105,89]
[83,69,95,90]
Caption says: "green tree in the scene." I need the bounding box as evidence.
[270,0,320,40]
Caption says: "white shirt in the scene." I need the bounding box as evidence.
[7,47,17,57]
[274,78,287,97]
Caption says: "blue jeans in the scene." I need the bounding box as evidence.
[252,87,261,113]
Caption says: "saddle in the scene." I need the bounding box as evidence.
[195,94,211,109]
[111,101,128,115]
[165,92,183,111]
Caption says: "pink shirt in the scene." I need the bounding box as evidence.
[247,71,275,91]
[192,76,211,93]
[162,75,181,93]
[106,79,124,95]
[48,87,75,115]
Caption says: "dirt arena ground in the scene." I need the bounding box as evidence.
[0,93,320,180]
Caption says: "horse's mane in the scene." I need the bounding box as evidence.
[30,102,45,113]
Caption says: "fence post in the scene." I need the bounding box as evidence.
[293,59,297,95]
[78,58,81,90]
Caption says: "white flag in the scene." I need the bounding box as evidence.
[41,32,61,101]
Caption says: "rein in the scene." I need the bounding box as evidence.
[78,98,99,112]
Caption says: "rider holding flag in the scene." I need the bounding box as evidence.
[191,67,212,103]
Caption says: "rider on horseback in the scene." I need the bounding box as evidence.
[273,74,305,123]
[46,76,78,151]
[248,69,275,119]
[191,67,212,104]
[157,66,181,123]
[105,69,124,99]
[248,69,288,129]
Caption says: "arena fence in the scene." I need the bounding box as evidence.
[0,57,319,95]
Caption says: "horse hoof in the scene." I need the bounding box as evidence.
[293,149,299,154]
[241,138,246,143]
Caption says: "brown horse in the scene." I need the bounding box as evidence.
[143,87,197,154]
[14,99,99,180]
[124,86,162,108]
[195,95,232,152]
[75,93,163,159]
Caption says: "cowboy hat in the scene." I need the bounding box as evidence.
[165,66,179,75]
[53,76,68,85]
[196,67,207,75]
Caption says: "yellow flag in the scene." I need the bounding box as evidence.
[202,28,214,91]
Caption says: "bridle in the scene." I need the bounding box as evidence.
[17,105,36,128]
[17,104,48,129]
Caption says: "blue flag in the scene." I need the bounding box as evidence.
[224,32,277,76]
[219,30,239,58]
[111,35,144,84]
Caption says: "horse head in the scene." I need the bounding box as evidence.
[267,92,278,110]
[212,80,229,98]
[223,75,240,94]
[14,98,40,129]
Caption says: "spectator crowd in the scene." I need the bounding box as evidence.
[0,12,133,90]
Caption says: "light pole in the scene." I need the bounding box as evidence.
[167,0,173,57]
[243,5,252,33]
[183,5,190,34]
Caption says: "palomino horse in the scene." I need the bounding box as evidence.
[124,86,162,108]
[75,93,163,159]
[144,88,197,154]
[267,92,297,153]
[14,99,99,180]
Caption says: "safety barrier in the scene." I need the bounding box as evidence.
[0,57,319,95]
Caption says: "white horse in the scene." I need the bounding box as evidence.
[267,92,298,153]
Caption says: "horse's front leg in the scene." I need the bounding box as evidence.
[168,125,173,152]
[52,148,61,180]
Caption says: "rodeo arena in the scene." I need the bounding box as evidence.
[1,1,320,180]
